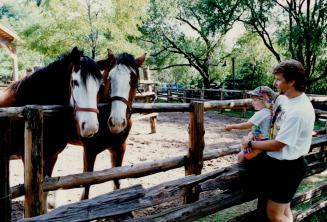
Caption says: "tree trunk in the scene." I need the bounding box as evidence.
[203,77,211,89]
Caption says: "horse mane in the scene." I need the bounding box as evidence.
[116,53,139,77]
[80,56,102,88]
[6,53,73,106]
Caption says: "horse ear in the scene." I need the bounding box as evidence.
[97,50,116,71]
[107,49,113,57]
[71,47,81,70]
[135,53,146,67]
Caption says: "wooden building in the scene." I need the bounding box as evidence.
[0,23,19,81]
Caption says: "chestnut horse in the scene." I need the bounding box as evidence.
[0,46,102,190]
[79,51,146,199]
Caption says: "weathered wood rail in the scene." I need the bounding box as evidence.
[157,88,249,108]
[19,139,327,221]
[0,99,326,222]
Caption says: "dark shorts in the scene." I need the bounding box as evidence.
[261,153,307,203]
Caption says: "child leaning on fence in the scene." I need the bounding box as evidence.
[224,86,277,162]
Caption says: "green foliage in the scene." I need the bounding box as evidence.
[239,0,327,92]
[1,0,326,95]
[0,0,148,78]
[0,4,17,20]
[224,32,276,89]
[138,0,240,88]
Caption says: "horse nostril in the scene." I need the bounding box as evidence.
[81,122,86,131]
[122,119,126,127]
[108,117,114,127]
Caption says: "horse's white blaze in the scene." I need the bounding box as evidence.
[108,64,132,133]
[70,70,101,137]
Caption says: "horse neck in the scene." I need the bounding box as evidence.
[0,90,16,107]
[98,68,111,103]
[11,56,73,106]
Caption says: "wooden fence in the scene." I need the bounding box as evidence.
[157,88,327,121]
[133,67,158,133]
[0,99,326,221]
[157,88,327,104]
[157,88,247,103]
[157,88,249,117]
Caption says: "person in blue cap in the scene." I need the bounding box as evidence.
[241,59,315,222]
[224,86,277,162]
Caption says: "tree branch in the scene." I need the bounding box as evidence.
[149,64,191,70]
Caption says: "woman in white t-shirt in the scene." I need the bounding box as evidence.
[224,86,277,162]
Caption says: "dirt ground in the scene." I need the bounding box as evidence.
[10,111,247,221]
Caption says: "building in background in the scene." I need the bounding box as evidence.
[0,23,19,81]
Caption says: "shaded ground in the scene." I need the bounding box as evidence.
[10,111,248,221]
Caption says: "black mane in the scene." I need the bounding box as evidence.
[7,53,101,106]
[116,53,139,77]
[8,54,73,106]
[80,56,102,88]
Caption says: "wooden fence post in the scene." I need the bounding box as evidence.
[150,116,157,134]
[185,102,205,203]
[142,66,152,93]
[183,89,189,103]
[200,89,204,100]
[0,117,11,222]
[242,90,247,117]
[24,106,45,217]
[220,89,224,113]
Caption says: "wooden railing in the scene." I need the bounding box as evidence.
[156,88,248,103]
[0,99,326,222]
[19,133,327,222]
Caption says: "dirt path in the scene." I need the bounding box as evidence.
[10,111,247,221]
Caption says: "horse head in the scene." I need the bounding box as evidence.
[69,47,102,138]
[98,51,146,134]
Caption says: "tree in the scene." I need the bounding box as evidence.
[138,0,242,88]
[225,32,276,90]
[1,0,148,60]
[238,0,327,91]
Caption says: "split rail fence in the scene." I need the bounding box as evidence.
[0,99,326,222]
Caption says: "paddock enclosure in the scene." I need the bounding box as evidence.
[0,98,326,222]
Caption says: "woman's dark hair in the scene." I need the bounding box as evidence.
[272,59,306,92]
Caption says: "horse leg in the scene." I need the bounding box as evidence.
[110,142,126,190]
[43,154,58,210]
[81,146,97,200]
[110,142,134,220]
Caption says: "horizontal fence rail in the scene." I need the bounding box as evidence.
[1,98,326,222]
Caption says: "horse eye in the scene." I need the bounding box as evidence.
[72,80,79,87]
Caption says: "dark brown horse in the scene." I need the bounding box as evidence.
[0,46,102,189]
[79,51,146,199]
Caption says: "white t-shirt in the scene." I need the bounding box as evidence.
[248,108,271,140]
[273,95,287,114]
[270,95,287,138]
[267,93,315,160]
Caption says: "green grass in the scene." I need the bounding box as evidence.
[293,172,327,222]
[314,120,326,130]
[197,172,327,222]
[220,109,255,119]
[197,110,326,221]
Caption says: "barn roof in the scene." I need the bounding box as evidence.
[0,23,18,42]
